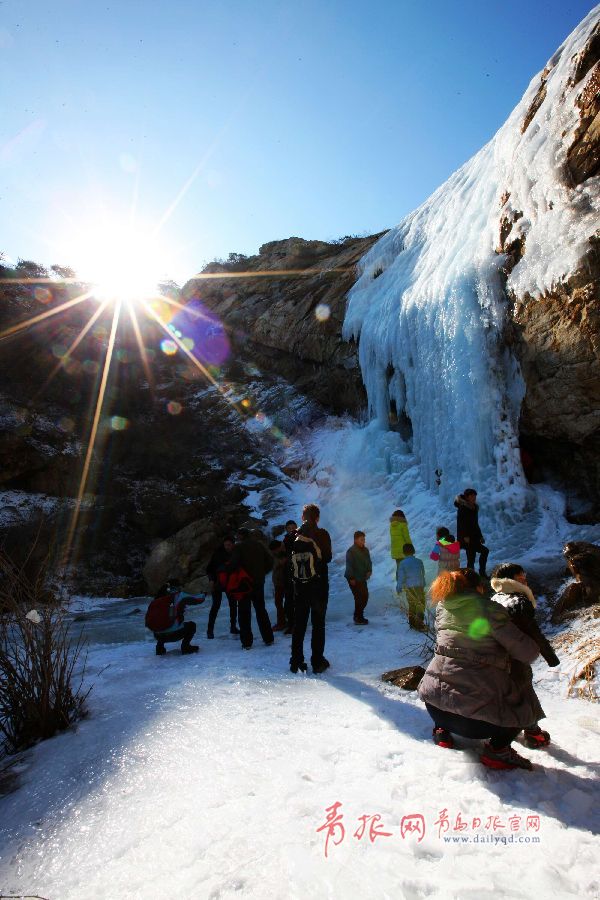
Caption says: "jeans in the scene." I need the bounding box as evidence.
[207,587,237,634]
[154,621,196,651]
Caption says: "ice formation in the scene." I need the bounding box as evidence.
[344,8,600,522]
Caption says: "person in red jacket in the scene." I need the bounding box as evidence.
[147,581,206,655]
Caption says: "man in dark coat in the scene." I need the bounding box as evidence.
[228,528,274,649]
[290,504,332,675]
[206,536,239,638]
[454,488,489,577]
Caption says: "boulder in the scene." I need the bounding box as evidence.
[143,518,217,594]
[552,541,600,621]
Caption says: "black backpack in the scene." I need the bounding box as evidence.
[291,533,322,583]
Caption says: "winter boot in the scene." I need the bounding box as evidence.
[312,658,330,675]
[156,642,166,656]
[181,645,199,655]
[290,660,308,674]
[230,626,240,635]
[432,727,454,749]
[480,742,533,771]
[354,616,369,625]
[522,726,551,749]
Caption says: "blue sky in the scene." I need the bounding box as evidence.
[0,0,596,283]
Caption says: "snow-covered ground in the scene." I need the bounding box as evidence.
[1,415,599,900]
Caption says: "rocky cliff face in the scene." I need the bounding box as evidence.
[182,234,383,415]
[0,288,281,594]
[502,19,600,520]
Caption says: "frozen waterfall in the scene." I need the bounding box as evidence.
[343,7,600,531]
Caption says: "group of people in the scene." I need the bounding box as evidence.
[144,485,560,771]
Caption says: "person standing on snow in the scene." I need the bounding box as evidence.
[390,510,412,581]
[430,526,461,574]
[454,488,489,577]
[227,528,274,650]
[269,538,288,631]
[289,503,332,674]
[396,543,426,630]
[282,519,298,634]
[344,530,372,625]
[206,535,239,639]
[490,563,560,748]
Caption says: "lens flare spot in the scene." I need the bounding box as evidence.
[168,298,230,367]
[34,286,52,304]
[315,303,330,322]
[167,401,183,416]
[161,339,178,356]
[111,416,129,431]
[83,359,100,375]
[241,398,251,408]
[468,617,491,640]
[64,358,81,375]
[116,348,131,363]
[52,343,67,359]
[182,337,195,351]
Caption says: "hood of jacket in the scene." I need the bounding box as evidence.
[490,577,536,609]
[438,537,460,554]
[454,494,478,511]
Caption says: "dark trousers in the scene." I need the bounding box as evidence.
[154,621,196,651]
[273,584,286,628]
[425,703,520,749]
[464,540,489,575]
[207,588,237,633]
[237,583,273,648]
[348,580,368,619]
[283,572,295,629]
[291,577,328,666]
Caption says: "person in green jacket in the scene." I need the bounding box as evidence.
[344,530,372,624]
[390,510,412,581]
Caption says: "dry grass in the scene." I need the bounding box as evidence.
[553,603,600,702]
[0,549,90,755]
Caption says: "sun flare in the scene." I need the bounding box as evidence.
[63,218,173,304]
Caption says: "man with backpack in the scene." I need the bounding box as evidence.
[289,503,332,675]
[226,528,274,650]
[145,581,206,655]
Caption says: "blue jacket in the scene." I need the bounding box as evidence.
[396,556,425,591]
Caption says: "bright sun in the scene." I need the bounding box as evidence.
[65,218,172,304]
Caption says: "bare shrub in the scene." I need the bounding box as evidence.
[0,550,90,755]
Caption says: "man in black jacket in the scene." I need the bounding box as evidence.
[228,528,274,649]
[290,504,332,675]
[206,536,239,638]
[455,488,489,577]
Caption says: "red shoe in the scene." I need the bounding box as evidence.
[432,727,454,749]
[523,728,550,749]
[480,743,532,771]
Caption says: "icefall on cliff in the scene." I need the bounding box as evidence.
[343,7,599,516]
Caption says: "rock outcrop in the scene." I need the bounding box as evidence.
[503,20,600,519]
[182,234,384,415]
